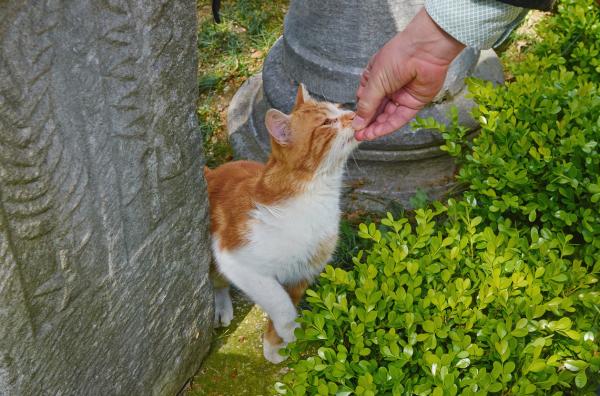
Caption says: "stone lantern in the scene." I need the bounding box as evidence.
[228,0,504,212]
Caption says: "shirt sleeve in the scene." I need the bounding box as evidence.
[424,0,529,49]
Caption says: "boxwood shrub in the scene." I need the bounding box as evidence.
[433,0,600,259]
[279,203,599,395]
[277,0,600,394]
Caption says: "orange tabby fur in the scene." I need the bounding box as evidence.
[205,93,354,251]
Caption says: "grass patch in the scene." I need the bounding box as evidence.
[196,0,287,167]
[497,10,553,80]
[185,293,287,396]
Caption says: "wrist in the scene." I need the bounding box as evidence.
[403,8,465,65]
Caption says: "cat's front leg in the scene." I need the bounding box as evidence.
[263,280,310,363]
[264,319,288,364]
[215,251,299,345]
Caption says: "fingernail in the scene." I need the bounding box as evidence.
[352,116,365,130]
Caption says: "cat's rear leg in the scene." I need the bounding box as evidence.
[263,280,309,363]
[214,286,234,327]
[211,265,234,327]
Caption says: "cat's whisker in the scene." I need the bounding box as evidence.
[349,151,362,172]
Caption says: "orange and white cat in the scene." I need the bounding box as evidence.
[205,84,358,363]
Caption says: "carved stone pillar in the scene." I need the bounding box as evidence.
[0,0,212,394]
[228,0,504,212]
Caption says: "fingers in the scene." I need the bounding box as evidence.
[358,67,370,90]
[354,79,430,141]
[354,102,421,141]
[358,55,376,88]
[356,97,390,137]
[352,56,390,131]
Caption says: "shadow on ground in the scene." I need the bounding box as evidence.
[185,290,289,396]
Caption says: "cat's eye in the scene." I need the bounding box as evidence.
[323,118,336,125]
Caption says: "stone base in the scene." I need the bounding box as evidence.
[227,44,504,213]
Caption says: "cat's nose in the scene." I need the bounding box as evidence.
[341,112,355,122]
[341,112,355,128]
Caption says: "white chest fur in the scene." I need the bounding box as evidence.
[224,176,342,285]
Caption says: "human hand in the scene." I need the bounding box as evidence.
[352,8,465,141]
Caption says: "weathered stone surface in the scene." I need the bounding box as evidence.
[0,1,212,395]
[280,0,479,105]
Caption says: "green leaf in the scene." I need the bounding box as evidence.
[548,317,571,331]
[564,359,588,372]
[406,261,419,276]
[504,361,515,374]
[495,340,508,357]
[551,274,568,282]
[575,371,587,388]
[318,383,329,395]
[511,327,528,337]
[456,358,470,368]
[527,359,546,373]
[422,320,435,333]
[528,210,537,222]
[274,382,287,394]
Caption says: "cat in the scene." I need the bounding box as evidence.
[204,84,358,363]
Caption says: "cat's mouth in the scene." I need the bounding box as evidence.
[345,132,359,145]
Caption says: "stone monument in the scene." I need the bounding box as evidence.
[228,0,504,212]
[0,0,212,394]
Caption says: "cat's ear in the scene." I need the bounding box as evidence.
[265,109,291,146]
[295,83,311,107]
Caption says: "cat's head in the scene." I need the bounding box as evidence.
[264,84,358,178]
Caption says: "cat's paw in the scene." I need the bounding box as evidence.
[275,320,300,344]
[263,335,288,364]
[214,288,234,327]
[214,303,234,327]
